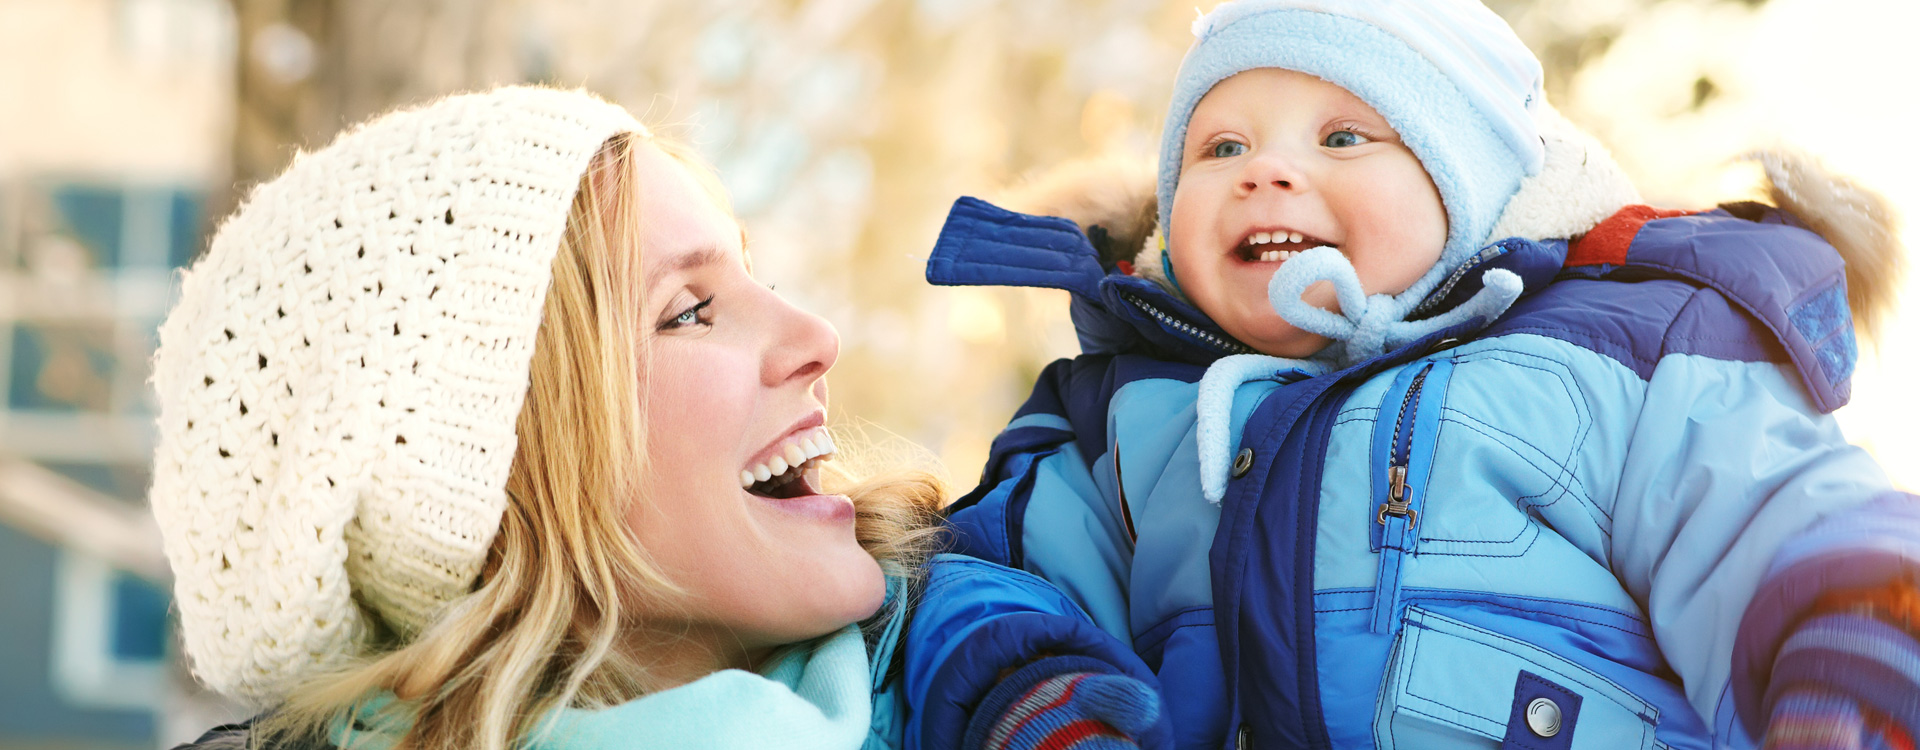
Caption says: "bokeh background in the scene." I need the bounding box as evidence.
[0,0,1914,747]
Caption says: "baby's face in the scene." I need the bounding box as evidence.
[1170,68,1448,358]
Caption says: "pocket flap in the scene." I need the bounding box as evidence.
[1374,607,1660,750]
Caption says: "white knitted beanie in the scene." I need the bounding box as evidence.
[149,86,644,706]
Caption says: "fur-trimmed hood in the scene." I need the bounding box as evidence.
[993,108,1903,341]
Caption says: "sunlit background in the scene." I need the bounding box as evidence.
[0,0,1913,747]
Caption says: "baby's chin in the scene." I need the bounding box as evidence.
[1224,307,1332,359]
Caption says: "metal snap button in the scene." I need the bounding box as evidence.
[1525,697,1563,738]
[1231,447,1254,478]
[1235,723,1251,750]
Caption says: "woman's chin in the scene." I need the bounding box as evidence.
[832,550,889,621]
[759,553,886,645]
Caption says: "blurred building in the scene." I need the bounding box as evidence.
[0,0,1914,748]
[0,0,234,748]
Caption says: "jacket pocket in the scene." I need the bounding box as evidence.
[1373,607,1661,750]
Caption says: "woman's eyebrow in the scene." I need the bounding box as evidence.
[646,245,730,290]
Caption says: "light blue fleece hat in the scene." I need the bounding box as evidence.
[1157,0,1547,363]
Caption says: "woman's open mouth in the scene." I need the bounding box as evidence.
[1235,229,1333,263]
[740,427,836,499]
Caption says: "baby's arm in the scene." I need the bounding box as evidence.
[944,355,1136,638]
[1607,346,1917,745]
[900,554,1168,750]
[1736,496,1920,748]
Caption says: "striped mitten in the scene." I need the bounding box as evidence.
[1763,613,1920,750]
[963,657,1160,750]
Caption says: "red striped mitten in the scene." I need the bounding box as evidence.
[963,657,1161,750]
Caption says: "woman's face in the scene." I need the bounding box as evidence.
[626,144,883,654]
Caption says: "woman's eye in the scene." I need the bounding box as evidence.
[1209,140,1248,158]
[660,296,714,331]
[1323,130,1371,148]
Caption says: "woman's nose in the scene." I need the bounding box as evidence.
[1237,150,1306,195]
[762,293,840,388]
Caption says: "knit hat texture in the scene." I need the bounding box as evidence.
[149,86,643,706]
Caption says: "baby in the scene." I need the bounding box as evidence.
[924,1,1918,748]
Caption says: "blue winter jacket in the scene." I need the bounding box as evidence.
[927,196,1916,750]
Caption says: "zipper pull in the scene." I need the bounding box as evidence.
[1377,465,1416,525]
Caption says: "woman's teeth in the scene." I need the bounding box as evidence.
[739,428,837,490]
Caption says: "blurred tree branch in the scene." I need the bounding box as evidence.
[0,458,167,583]
[223,0,527,219]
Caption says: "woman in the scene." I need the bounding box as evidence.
[151,87,1168,750]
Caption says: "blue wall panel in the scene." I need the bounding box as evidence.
[0,524,155,747]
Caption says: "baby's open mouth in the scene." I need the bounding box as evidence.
[740,427,836,499]
[1236,229,1333,263]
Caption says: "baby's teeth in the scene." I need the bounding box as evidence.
[1254,231,1271,244]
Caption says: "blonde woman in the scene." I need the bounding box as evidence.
[152,88,1166,750]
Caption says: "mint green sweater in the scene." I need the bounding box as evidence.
[339,624,875,750]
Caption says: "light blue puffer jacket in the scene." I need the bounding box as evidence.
[928,194,1915,750]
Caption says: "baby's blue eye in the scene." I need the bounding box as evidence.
[1323,130,1370,148]
[1210,140,1248,158]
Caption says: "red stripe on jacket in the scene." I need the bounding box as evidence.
[1565,205,1700,268]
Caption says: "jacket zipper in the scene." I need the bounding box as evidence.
[1376,364,1432,526]
[1409,244,1508,318]
[1369,359,1451,634]
[1120,292,1257,356]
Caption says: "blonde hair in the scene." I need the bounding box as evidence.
[255,131,945,750]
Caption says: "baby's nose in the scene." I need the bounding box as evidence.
[1238,153,1305,193]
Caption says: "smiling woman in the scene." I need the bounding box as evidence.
[618,135,899,664]
[146,86,1168,750]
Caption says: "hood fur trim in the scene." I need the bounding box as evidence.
[997,155,1159,269]
[1754,149,1905,341]
[989,154,1184,299]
